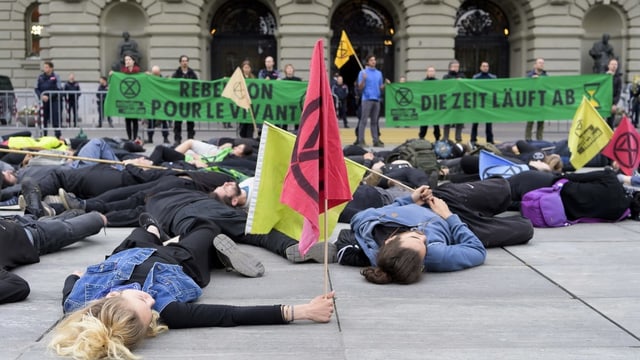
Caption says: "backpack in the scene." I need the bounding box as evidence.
[521,179,571,228]
[385,138,439,174]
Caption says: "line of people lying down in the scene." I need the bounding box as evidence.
[0,134,638,360]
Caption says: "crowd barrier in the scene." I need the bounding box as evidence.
[0,89,241,139]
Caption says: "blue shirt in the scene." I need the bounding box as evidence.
[357,67,383,101]
[350,196,486,272]
[63,248,202,313]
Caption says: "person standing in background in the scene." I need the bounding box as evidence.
[258,56,279,80]
[172,55,198,143]
[63,73,80,128]
[35,61,62,139]
[332,75,349,128]
[525,58,547,141]
[355,55,386,147]
[147,66,170,144]
[418,66,440,141]
[96,76,112,128]
[280,64,302,131]
[606,58,622,129]
[442,60,465,142]
[470,61,496,146]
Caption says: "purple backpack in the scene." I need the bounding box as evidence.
[521,179,631,228]
[521,179,571,228]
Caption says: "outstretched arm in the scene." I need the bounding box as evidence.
[160,292,335,328]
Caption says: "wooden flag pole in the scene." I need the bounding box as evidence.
[248,106,259,139]
[323,198,330,296]
[0,147,179,171]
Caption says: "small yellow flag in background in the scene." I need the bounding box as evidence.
[334,30,356,69]
[221,67,252,109]
[568,96,613,170]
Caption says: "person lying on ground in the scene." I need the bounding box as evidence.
[49,213,335,360]
[59,172,249,226]
[338,177,533,261]
[336,185,486,285]
[508,168,633,221]
[0,204,106,304]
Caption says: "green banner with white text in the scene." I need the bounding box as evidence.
[385,74,613,126]
[105,72,307,124]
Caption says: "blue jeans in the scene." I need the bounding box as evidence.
[70,138,122,170]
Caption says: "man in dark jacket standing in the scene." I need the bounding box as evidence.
[606,58,622,129]
[470,61,497,145]
[172,55,198,144]
[63,73,80,128]
[35,61,62,138]
[442,60,465,142]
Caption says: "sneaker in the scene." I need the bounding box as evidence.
[213,234,264,277]
[285,242,337,263]
[373,140,385,147]
[59,188,85,210]
[19,194,55,217]
[138,212,169,242]
[0,196,19,210]
[43,195,62,205]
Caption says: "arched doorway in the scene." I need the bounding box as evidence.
[581,5,624,76]
[331,0,395,116]
[209,0,277,80]
[100,2,148,74]
[454,0,509,78]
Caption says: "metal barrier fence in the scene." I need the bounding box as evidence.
[0,89,242,140]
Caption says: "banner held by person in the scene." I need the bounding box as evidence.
[281,39,353,256]
[568,96,613,170]
[602,115,640,176]
[104,72,306,125]
[385,74,612,126]
[245,122,366,242]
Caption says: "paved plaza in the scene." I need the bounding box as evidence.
[1,120,639,359]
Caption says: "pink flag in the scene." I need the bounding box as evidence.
[602,115,640,176]
[280,39,352,255]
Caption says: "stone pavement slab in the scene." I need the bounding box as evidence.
[2,219,640,360]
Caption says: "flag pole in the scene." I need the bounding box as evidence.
[323,198,330,295]
[353,55,364,71]
[0,147,180,171]
[248,106,259,139]
[347,157,418,192]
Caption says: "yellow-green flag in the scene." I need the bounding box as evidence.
[334,30,356,69]
[568,96,613,169]
[245,122,366,240]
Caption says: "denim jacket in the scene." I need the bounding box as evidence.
[63,248,202,313]
[350,196,486,272]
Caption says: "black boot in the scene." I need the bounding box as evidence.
[21,178,47,218]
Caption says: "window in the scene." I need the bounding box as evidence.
[26,4,41,58]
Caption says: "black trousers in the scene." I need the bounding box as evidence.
[147,120,170,142]
[0,269,30,304]
[174,121,195,143]
[112,224,223,288]
[36,164,171,199]
[42,99,61,138]
[125,118,139,140]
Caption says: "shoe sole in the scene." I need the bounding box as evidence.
[286,242,337,263]
[58,188,74,210]
[213,235,264,278]
[18,195,26,211]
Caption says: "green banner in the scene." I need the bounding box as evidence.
[385,74,613,126]
[104,72,307,124]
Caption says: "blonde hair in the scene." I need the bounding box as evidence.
[49,296,167,360]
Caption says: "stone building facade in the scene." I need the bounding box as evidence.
[1,0,638,98]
